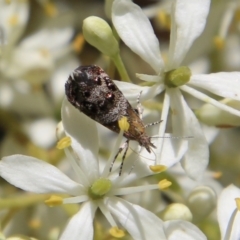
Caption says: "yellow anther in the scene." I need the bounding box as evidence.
[29,218,42,229]
[56,136,71,149]
[8,15,19,26]
[43,2,58,17]
[156,10,171,30]
[212,171,222,179]
[235,198,240,211]
[45,195,63,207]
[213,36,225,50]
[158,179,172,190]
[235,8,240,21]
[109,227,125,238]
[149,165,167,173]
[118,117,129,132]
[72,33,85,53]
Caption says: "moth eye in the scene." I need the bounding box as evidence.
[95,76,102,85]
[83,91,91,98]
[106,92,114,100]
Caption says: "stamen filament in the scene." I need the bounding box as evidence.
[63,195,89,204]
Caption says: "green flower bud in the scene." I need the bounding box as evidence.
[83,16,119,57]
[196,99,240,127]
[164,66,191,88]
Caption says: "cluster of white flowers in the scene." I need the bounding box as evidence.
[1,0,240,240]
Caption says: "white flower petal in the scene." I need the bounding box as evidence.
[112,0,164,73]
[0,155,82,195]
[108,197,167,240]
[19,28,74,52]
[136,73,162,83]
[164,220,207,240]
[189,72,240,100]
[60,202,97,240]
[61,98,100,181]
[168,88,209,180]
[113,81,164,104]
[154,134,188,167]
[168,0,210,69]
[181,85,240,117]
[217,185,240,240]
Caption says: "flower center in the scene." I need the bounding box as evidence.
[88,178,112,200]
[164,66,191,88]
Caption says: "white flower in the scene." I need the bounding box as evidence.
[0,98,208,240]
[112,0,240,180]
[217,184,240,240]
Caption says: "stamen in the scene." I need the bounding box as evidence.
[158,179,172,190]
[149,165,167,173]
[109,227,125,238]
[56,136,71,149]
[72,33,85,53]
[213,36,225,50]
[45,195,63,207]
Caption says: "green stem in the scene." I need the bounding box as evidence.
[112,53,131,82]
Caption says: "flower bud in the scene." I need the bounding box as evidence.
[187,186,216,222]
[196,99,240,127]
[83,16,119,57]
[160,203,192,221]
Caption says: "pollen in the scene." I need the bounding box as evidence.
[56,136,71,149]
[158,179,172,190]
[109,227,125,238]
[8,15,19,26]
[149,165,167,173]
[118,116,130,132]
[45,195,63,207]
[235,198,240,211]
[213,36,225,50]
[72,33,85,53]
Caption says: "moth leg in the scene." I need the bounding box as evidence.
[136,91,143,119]
[119,140,130,176]
[109,140,129,174]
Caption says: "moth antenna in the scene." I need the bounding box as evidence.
[145,120,162,128]
[150,135,194,139]
[136,91,143,119]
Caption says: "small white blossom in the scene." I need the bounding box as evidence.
[112,0,240,180]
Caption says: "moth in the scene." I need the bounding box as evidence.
[65,65,158,174]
